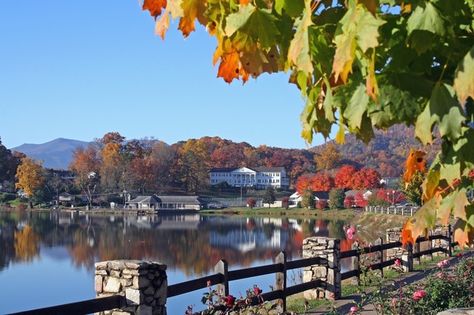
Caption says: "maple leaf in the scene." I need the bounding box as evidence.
[365,50,378,101]
[332,1,385,83]
[179,0,208,37]
[454,46,474,107]
[217,51,249,83]
[143,0,167,18]
[287,0,313,75]
[402,197,437,245]
[155,11,170,39]
[453,219,472,248]
[240,0,251,5]
[403,149,426,184]
[401,220,414,245]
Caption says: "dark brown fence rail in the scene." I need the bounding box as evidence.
[8,295,124,315]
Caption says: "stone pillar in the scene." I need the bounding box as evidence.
[432,226,449,257]
[303,237,341,300]
[95,260,167,315]
[386,228,403,261]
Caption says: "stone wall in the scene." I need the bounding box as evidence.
[302,237,341,300]
[95,260,167,315]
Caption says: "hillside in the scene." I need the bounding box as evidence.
[12,138,90,169]
[311,125,440,177]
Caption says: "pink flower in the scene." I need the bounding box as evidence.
[437,259,449,268]
[253,285,262,295]
[206,280,212,287]
[391,298,397,307]
[346,226,356,240]
[350,305,359,314]
[413,290,427,301]
[395,259,401,267]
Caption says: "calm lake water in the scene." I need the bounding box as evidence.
[0,211,358,314]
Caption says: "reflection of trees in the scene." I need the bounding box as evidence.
[14,225,39,262]
[0,212,379,278]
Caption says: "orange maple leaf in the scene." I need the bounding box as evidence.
[217,51,248,83]
[403,149,426,184]
[143,0,167,17]
[401,220,414,245]
[178,0,208,37]
[240,0,251,5]
[155,11,170,39]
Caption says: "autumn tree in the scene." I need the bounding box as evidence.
[69,146,100,207]
[246,197,256,209]
[334,165,357,189]
[328,188,345,209]
[403,171,424,206]
[351,168,381,190]
[175,139,210,193]
[301,189,315,209]
[314,142,341,171]
[311,172,334,192]
[15,157,45,208]
[99,132,125,193]
[14,225,39,262]
[142,0,474,245]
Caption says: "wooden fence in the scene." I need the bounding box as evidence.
[9,226,456,315]
[365,205,419,216]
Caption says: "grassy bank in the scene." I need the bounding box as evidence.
[200,207,357,220]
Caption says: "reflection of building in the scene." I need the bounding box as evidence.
[209,167,289,189]
[125,195,203,211]
[209,219,289,253]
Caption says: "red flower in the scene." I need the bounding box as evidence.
[206,280,212,287]
[456,253,463,258]
[395,259,401,267]
[224,295,235,307]
[253,286,262,295]
[413,290,426,301]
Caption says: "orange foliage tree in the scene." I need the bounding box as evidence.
[15,157,44,208]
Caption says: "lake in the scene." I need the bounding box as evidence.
[0,211,360,314]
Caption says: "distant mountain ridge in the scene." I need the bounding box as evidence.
[12,138,90,169]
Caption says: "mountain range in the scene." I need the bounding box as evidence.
[12,138,90,169]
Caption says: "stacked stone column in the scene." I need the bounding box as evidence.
[95,260,167,315]
[302,237,341,300]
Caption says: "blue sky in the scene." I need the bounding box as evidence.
[0,1,332,149]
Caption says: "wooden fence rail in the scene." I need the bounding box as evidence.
[9,226,456,315]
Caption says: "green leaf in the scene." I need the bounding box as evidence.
[422,168,440,201]
[454,46,474,107]
[288,0,313,75]
[225,4,255,37]
[226,6,280,48]
[407,3,445,36]
[415,83,465,144]
[274,0,304,17]
[440,162,461,187]
[344,83,369,130]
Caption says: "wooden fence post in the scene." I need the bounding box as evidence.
[351,241,360,285]
[378,237,384,277]
[402,244,414,272]
[415,239,421,265]
[275,251,287,312]
[448,224,453,257]
[215,260,229,297]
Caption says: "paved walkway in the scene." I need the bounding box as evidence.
[303,250,474,315]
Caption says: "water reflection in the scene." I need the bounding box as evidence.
[0,211,355,276]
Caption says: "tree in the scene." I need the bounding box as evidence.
[0,137,21,190]
[15,157,44,208]
[344,195,355,208]
[99,133,125,193]
[314,142,341,171]
[262,187,276,207]
[351,168,381,190]
[246,197,256,209]
[142,0,474,245]
[301,189,315,209]
[311,172,334,192]
[69,146,100,208]
[175,139,210,193]
[335,165,357,189]
[328,188,345,209]
[403,171,424,206]
[281,196,289,209]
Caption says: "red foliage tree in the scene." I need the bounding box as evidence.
[351,168,381,190]
[296,175,313,194]
[246,197,256,209]
[311,172,334,192]
[354,192,368,207]
[344,195,355,208]
[334,165,357,189]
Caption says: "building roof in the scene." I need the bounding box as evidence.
[156,195,202,205]
[210,167,238,173]
[253,167,285,172]
[127,195,160,204]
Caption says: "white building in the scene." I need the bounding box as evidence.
[209,167,289,189]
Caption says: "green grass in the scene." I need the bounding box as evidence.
[200,207,356,220]
[286,293,331,313]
